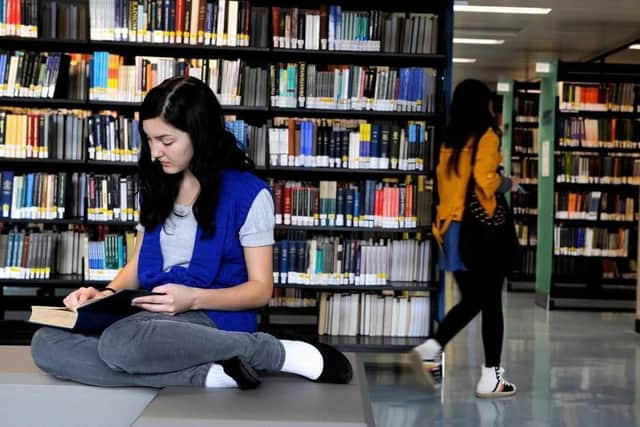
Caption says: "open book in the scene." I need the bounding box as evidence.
[29,289,162,332]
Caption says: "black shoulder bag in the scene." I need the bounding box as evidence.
[458,143,520,274]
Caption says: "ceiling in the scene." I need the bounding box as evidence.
[453,0,640,89]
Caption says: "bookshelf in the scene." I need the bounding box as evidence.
[0,0,453,349]
[535,61,640,310]
[498,80,540,291]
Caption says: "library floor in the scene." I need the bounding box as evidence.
[363,292,640,427]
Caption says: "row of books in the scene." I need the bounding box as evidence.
[0,108,91,160]
[90,0,266,47]
[0,109,437,170]
[515,222,537,247]
[0,227,137,279]
[40,0,88,40]
[512,247,536,277]
[514,96,538,121]
[556,154,640,184]
[268,177,432,229]
[553,226,631,258]
[90,53,267,107]
[555,191,637,222]
[1,171,72,220]
[86,174,140,222]
[512,191,537,215]
[269,288,316,308]
[0,170,140,221]
[512,157,537,183]
[266,119,432,171]
[271,7,438,54]
[513,128,538,154]
[554,257,637,282]
[0,50,73,98]
[317,292,430,337]
[558,117,640,150]
[273,237,431,286]
[0,0,37,38]
[270,63,437,113]
[87,233,136,281]
[558,82,637,112]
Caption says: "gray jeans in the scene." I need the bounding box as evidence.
[30,310,286,388]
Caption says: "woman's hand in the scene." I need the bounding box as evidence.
[131,284,197,315]
[63,287,108,308]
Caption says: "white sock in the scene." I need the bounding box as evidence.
[279,339,323,380]
[414,338,442,361]
[204,363,238,388]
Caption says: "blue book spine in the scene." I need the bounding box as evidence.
[25,173,34,212]
[279,240,288,284]
[1,170,14,218]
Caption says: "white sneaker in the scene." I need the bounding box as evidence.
[475,365,516,398]
[408,338,443,391]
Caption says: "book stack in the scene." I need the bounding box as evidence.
[0,108,89,160]
[558,82,637,112]
[556,153,640,185]
[553,226,630,257]
[558,117,640,149]
[317,291,430,337]
[0,0,38,38]
[267,118,433,171]
[273,236,431,286]
[270,63,437,112]
[271,6,438,54]
[555,191,637,222]
[0,51,88,99]
[89,53,267,107]
[88,0,268,47]
[269,176,432,229]
[0,170,86,220]
[86,174,139,223]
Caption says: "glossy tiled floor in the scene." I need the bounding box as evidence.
[363,292,640,427]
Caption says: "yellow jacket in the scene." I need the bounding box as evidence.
[432,128,502,244]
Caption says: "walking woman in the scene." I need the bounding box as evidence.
[31,76,352,389]
[410,79,517,398]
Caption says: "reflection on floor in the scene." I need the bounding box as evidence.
[363,292,639,427]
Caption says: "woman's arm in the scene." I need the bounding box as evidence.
[192,245,274,310]
[63,231,144,307]
[473,130,502,198]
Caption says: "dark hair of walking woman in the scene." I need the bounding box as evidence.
[444,78,501,175]
[138,76,253,237]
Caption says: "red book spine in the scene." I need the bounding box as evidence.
[283,182,292,225]
[271,6,280,47]
[273,181,283,224]
[176,0,185,43]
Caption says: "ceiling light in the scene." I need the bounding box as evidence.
[453,58,477,63]
[454,5,552,14]
[629,44,640,49]
[453,37,504,45]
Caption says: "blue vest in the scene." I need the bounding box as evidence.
[137,169,269,332]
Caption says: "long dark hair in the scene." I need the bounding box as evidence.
[444,79,500,175]
[138,76,254,237]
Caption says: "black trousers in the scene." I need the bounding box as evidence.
[434,269,505,367]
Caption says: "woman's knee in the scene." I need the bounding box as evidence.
[98,318,152,372]
[30,327,73,376]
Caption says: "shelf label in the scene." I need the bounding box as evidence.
[536,62,551,73]
[542,140,550,177]
[497,82,510,93]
